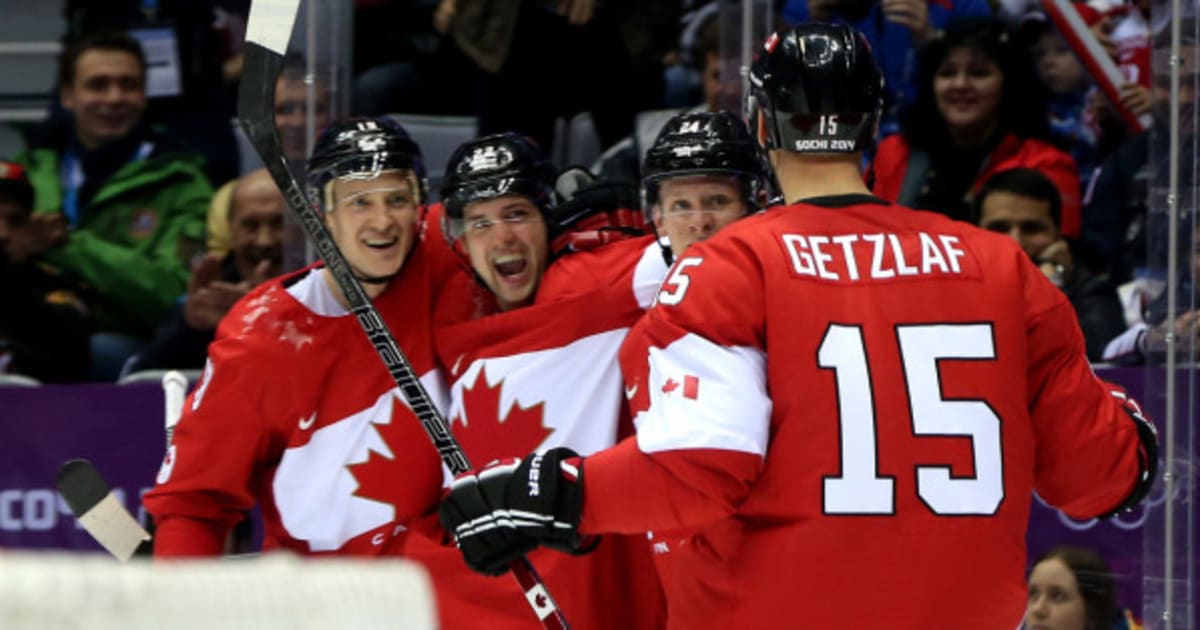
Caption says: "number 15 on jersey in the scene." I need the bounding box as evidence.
[820,323,1004,517]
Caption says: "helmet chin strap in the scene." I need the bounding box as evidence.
[648,221,674,266]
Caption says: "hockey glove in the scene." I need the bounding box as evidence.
[503,447,593,555]
[1098,388,1160,518]
[440,458,538,576]
[440,448,593,576]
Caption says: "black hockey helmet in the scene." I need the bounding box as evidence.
[305,116,427,211]
[641,111,770,215]
[746,23,884,154]
[441,132,557,241]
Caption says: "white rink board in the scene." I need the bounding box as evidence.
[0,552,436,629]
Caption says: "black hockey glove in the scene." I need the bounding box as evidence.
[1098,388,1160,518]
[440,447,593,576]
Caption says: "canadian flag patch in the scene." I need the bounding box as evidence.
[661,375,699,400]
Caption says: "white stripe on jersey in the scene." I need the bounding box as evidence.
[633,240,671,310]
[635,333,771,456]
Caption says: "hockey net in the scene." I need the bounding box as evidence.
[0,552,436,629]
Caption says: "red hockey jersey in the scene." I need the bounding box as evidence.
[585,194,1148,629]
[144,242,448,557]
[403,235,669,629]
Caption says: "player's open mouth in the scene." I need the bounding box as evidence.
[493,254,528,280]
[364,237,399,250]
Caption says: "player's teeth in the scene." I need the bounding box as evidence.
[495,254,523,265]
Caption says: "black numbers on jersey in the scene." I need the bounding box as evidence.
[819,323,1004,516]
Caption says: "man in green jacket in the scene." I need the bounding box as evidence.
[14,30,211,379]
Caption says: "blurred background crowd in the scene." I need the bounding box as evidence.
[0,0,1192,384]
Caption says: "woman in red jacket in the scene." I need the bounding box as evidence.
[872,18,1084,237]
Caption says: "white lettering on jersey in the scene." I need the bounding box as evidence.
[918,232,950,273]
[783,231,968,282]
[831,234,860,280]
[888,234,918,276]
[939,235,966,273]
[807,235,838,280]
[864,233,893,279]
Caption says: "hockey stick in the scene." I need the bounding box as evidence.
[238,2,569,628]
[163,370,187,446]
[56,459,152,561]
[56,372,190,560]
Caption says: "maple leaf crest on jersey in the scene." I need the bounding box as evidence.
[347,397,433,507]
[274,385,444,552]
[451,366,553,466]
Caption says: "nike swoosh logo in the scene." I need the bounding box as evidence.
[298,412,317,430]
[451,354,465,375]
[624,384,638,399]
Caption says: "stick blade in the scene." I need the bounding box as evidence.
[56,459,110,515]
[56,459,151,562]
[244,0,302,56]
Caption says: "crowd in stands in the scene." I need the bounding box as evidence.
[0,0,1191,385]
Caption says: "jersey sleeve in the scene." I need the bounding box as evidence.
[142,335,288,556]
[1022,259,1151,519]
[583,236,772,534]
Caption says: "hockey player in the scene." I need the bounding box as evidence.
[640,110,771,264]
[406,132,667,628]
[536,111,771,302]
[144,117,449,557]
[438,24,1159,629]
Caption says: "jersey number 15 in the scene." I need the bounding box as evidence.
[820,323,1004,516]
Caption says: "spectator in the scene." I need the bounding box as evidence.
[208,56,330,260]
[1083,29,1196,285]
[873,18,1083,237]
[1026,546,1125,630]
[0,160,90,382]
[593,8,726,183]
[62,0,246,186]
[350,0,474,117]
[783,0,992,136]
[1020,13,1103,184]
[1102,219,1200,364]
[126,168,284,374]
[16,30,212,381]
[975,168,1125,360]
[449,0,642,150]
[661,1,719,109]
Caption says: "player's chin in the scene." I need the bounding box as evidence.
[357,248,406,278]
[490,279,536,311]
